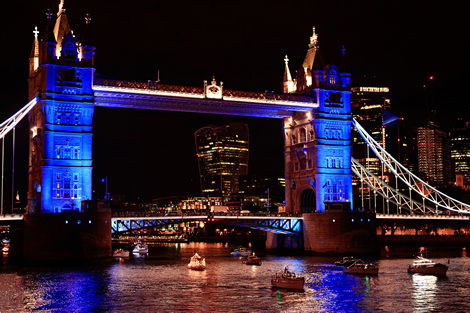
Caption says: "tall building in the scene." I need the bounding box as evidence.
[416,122,454,186]
[450,119,470,186]
[195,123,249,200]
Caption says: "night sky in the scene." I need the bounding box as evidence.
[1,1,469,205]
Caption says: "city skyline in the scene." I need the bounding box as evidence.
[1,1,469,204]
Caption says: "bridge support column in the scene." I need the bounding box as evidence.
[303,212,379,255]
[266,232,303,251]
[23,212,112,263]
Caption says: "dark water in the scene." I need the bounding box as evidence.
[1,243,469,312]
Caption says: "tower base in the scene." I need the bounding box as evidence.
[302,212,378,255]
[23,212,112,263]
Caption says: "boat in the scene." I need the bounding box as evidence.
[344,261,379,275]
[113,248,130,259]
[419,247,430,254]
[230,246,252,257]
[133,243,149,254]
[271,267,304,290]
[335,256,362,267]
[188,252,206,270]
[242,253,262,265]
[408,256,448,275]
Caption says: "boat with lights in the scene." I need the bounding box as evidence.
[113,248,130,259]
[188,252,206,270]
[230,246,252,257]
[242,253,261,265]
[408,256,448,275]
[271,267,304,290]
[133,243,149,254]
[335,256,362,267]
[344,261,379,275]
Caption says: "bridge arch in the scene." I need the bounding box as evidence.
[300,188,316,213]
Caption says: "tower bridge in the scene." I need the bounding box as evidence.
[1,2,469,261]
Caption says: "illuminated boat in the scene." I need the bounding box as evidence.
[133,243,149,254]
[335,256,362,267]
[230,246,252,257]
[408,256,448,275]
[344,261,379,275]
[113,248,130,259]
[242,253,261,265]
[188,253,206,270]
[271,268,304,290]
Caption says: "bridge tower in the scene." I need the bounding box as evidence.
[28,2,95,213]
[274,29,377,255]
[283,33,352,214]
[23,2,110,262]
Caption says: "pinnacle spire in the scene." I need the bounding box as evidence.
[58,0,65,17]
[309,26,318,49]
[284,55,293,82]
[81,13,93,46]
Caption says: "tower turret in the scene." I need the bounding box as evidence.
[282,55,295,93]
[29,27,40,77]
[80,14,95,66]
[339,46,351,88]
[40,9,58,65]
[53,0,72,59]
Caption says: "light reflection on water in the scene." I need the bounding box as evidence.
[0,243,469,312]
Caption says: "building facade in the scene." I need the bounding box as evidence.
[195,123,249,200]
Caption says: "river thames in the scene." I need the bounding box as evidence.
[0,242,469,312]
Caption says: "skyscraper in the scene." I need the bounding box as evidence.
[195,123,249,199]
[450,119,470,186]
[416,122,454,186]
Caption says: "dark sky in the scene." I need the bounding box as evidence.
[1,1,469,204]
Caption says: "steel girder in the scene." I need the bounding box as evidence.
[222,217,303,235]
[353,119,470,214]
[352,157,439,215]
[111,218,183,234]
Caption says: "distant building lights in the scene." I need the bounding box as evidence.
[351,219,354,222]
[332,219,335,222]
[77,220,81,225]
[65,220,68,224]
[89,220,92,224]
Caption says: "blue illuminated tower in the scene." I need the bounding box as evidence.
[283,30,352,213]
[27,3,95,213]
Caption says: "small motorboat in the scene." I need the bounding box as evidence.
[335,256,362,267]
[408,256,448,275]
[113,248,130,259]
[344,261,379,275]
[242,253,261,265]
[133,243,149,254]
[188,252,206,270]
[271,267,304,290]
[230,246,252,257]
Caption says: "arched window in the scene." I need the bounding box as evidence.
[299,128,307,143]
